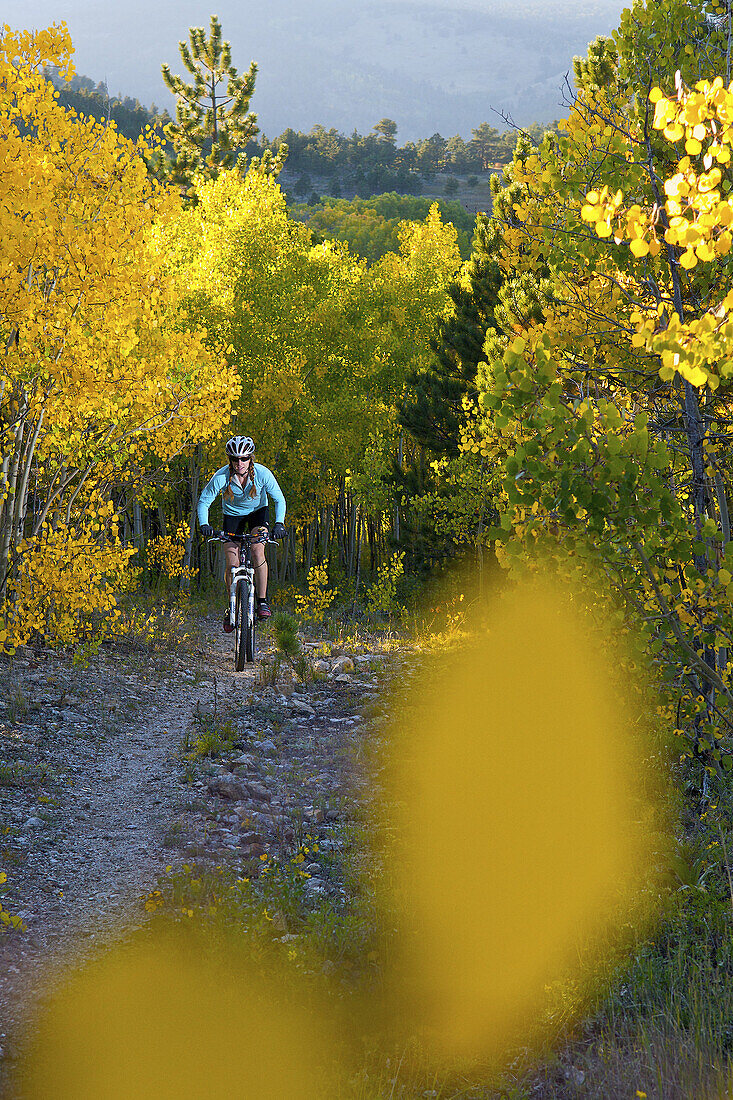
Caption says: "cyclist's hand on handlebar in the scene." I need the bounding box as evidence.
[200,523,214,539]
[272,522,286,540]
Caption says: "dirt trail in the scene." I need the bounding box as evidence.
[0,615,386,1093]
[0,621,244,1058]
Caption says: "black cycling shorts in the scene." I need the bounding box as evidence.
[223,505,270,537]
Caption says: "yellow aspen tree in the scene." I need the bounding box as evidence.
[464,2,733,771]
[0,25,238,648]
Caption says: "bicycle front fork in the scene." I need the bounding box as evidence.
[230,564,255,622]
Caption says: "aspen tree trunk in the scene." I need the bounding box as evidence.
[15,408,43,543]
[642,125,719,728]
[323,506,332,569]
[0,395,46,599]
[269,539,279,586]
[714,471,731,677]
[393,429,403,543]
[286,528,297,583]
[305,521,317,573]
[181,447,200,594]
[644,125,711,579]
[367,517,376,575]
[0,405,28,595]
[347,496,357,578]
[122,510,133,547]
[353,515,363,607]
[132,499,145,585]
[291,528,298,582]
[132,500,144,552]
[336,481,347,569]
[0,449,11,531]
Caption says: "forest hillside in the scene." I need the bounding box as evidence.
[11,0,624,136]
[5,4,733,1098]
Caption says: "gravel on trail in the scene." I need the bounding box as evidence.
[0,615,391,1094]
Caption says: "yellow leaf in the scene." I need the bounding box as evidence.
[630,239,650,258]
[663,123,685,141]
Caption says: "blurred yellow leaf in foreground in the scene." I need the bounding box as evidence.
[23,934,339,1099]
[380,579,669,1062]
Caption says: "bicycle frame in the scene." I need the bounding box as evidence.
[208,530,275,667]
[211,531,260,624]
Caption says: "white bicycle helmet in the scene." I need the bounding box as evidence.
[225,435,255,459]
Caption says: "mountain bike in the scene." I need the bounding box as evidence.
[208,531,277,671]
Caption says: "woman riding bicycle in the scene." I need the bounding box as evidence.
[197,436,286,630]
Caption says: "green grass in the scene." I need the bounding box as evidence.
[0,760,49,788]
[182,716,236,761]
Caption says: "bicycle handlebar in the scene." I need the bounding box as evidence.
[207,531,280,545]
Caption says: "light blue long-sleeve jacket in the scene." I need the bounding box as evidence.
[197,463,286,526]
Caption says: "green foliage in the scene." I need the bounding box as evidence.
[167,168,461,531]
[256,119,557,189]
[464,0,733,778]
[256,651,282,687]
[573,34,619,91]
[271,610,313,682]
[469,121,503,169]
[44,66,169,143]
[372,118,397,144]
[408,451,498,558]
[398,211,503,455]
[185,716,236,760]
[294,172,311,195]
[289,192,473,262]
[0,760,48,788]
[112,597,200,657]
[393,205,507,573]
[271,610,301,660]
[365,551,405,617]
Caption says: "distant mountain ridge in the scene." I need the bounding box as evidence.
[10,0,625,140]
[228,0,624,139]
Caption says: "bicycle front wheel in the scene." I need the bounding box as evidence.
[245,587,257,663]
[234,579,249,671]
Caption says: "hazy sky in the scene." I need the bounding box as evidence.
[6,0,627,137]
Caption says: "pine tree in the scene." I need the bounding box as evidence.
[397,213,502,455]
[372,118,398,144]
[398,131,553,458]
[161,14,260,187]
[469,122,501,170]
[572,35,620,93]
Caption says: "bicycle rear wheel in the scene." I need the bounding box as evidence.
[234,579,249,671]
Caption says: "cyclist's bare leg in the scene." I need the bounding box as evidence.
[223,542,239,591]
[251,526,268,598]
